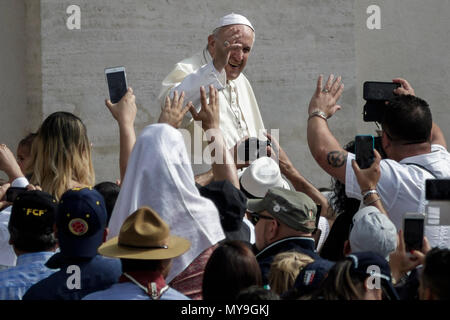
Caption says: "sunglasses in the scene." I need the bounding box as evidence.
[249,212,275,226]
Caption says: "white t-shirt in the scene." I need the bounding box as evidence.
[345,144,450,248]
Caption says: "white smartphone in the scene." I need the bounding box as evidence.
[105,66,128,104]
[403,212,425,251]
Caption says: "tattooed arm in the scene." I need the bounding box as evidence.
[307,75,347,184]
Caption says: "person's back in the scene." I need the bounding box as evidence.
[344,94,450,246]
[22,188,121,300]
[84,207,190,300]
[0,190,58,299]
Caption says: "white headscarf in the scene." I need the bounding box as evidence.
[107,123,225,282]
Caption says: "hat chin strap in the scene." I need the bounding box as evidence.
[121,272,169,300]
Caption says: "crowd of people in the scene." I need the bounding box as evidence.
[0,13,449,301]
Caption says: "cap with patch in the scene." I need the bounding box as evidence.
[56,187,107,258]
[247,187,317,233]
[292,259,335,295]
[9,190,57,236]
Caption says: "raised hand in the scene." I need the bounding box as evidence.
[393,78,415,96]
[213,26,244,72]
[158,91,190,129]
[189,85,219,132]
[308,74,345,119]
[105,88,137,128]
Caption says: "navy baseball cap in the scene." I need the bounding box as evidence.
[292,259,335,296]
[56,187,107,258]
[346,251,399,300]
[9,190,57,236]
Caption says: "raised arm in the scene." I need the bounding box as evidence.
[307,75,347,183]
[105,88,137,183]
[265,132,335,226]
[0,144,24,183]
[189,85,239,189]
[350,149,389,217]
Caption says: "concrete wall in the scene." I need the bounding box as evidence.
[355,0,450,139]
[2,1,449,189]
[0,0,27,182]
[39,0,356,187]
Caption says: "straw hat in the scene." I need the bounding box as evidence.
[98,206,191,260]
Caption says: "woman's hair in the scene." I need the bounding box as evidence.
[308,259,366,300]
[268,252,314,295]
[30,112,94,200]
[202,240,262,300]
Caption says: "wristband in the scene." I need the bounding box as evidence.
[362,189,378,200]
[364,197,381,206]
[308,110,328,121]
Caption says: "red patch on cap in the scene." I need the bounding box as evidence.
[68,218,88,236]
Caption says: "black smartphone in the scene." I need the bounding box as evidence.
[363,101,386,122]
[237,137,271,162]
[425,179,450,201]
[105,66,128,104]
[363,82,401,101]
[403,213,425,251]
[355,135,375,169]
[6,187,28,203]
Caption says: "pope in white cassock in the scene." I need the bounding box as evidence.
[158,13,265,174]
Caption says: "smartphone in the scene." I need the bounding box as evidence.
[403,212,425,251]
[237,137,271,162]
[355,135,375,169]
[363,82,401,101]
[105,66,128,104]
[363,101,386,122]
[425,179,450,228]
[425,179,450,201]
[6,187,28,203]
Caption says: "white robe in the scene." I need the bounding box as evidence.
[158,48,265,174]
[107,124,225,283]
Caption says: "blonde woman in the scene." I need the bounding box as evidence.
[268,251,314,296]
[29,111,95,200]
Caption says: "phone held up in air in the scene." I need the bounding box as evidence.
[403,212,425,252]
[355,135,375,169]
[425,179,450,228]
[363,81,401,122]
[105,66,128,104]
[6,187,28,203]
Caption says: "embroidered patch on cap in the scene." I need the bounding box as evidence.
[304,270,316,285]
[273,203,281,212]
[68,218,89,236]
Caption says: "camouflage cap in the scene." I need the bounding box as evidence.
[247,187,317,233]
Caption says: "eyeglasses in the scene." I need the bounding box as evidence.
[249,212,275,226]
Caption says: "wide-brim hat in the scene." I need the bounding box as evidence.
[98,206,191,260]
[239,156,290,199]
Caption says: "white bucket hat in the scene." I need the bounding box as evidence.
[239,157,290,198]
